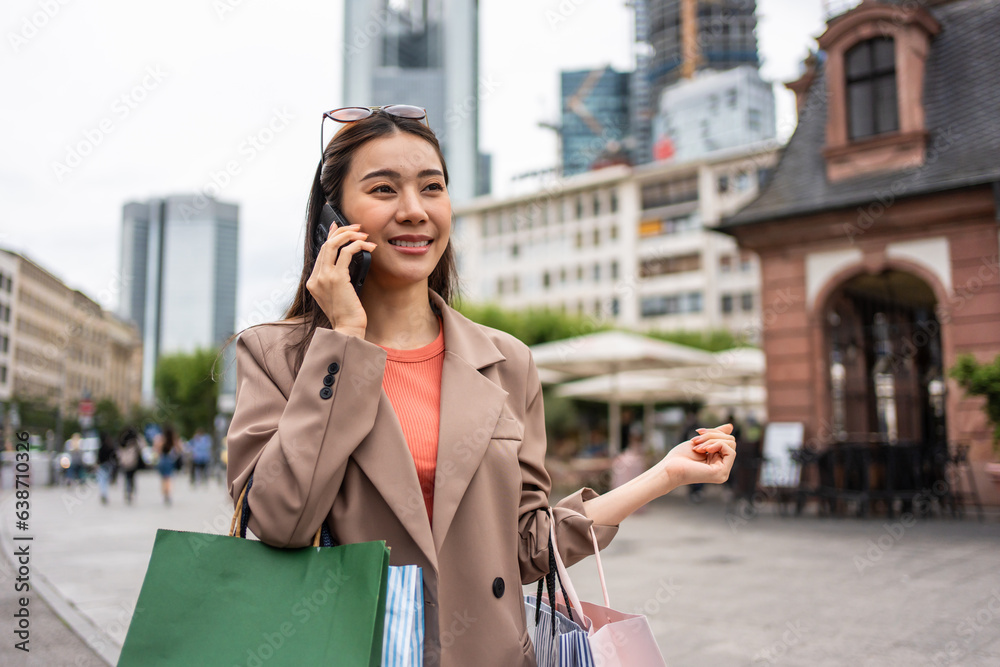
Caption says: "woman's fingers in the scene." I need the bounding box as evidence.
[333,238,377,267]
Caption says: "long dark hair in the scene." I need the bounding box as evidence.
[282,112,458,374]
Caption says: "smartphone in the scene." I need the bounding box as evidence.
[314,203,371,297]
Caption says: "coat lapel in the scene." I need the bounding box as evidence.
[430,292,508,552]
[349,291,508,567]
[351,390,440,570]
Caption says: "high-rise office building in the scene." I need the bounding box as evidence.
[560,67,631,177]
[118,196,239,402]
[342,0,488,202]
[654,65,776,163]
[632,0,760,164]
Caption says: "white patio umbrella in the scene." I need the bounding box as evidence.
[530,331,714,452]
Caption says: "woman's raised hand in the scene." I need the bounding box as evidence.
[306,224,376,338]
[661,423,737,487]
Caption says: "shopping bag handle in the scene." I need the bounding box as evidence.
[545,508,588,626]
[229,473,331,547]
[589,526,611,608]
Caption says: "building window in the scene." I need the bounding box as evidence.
[576,266,584,282]
[575,231,583,248]
[496,278,504,296]
[511,244,519,258]
[575,196,584,219]
[641,176,698,209]
[0,304,8,323]
[560,267,567,284]
[610,225,618,241]
[593,263,601,281]
[740,252,753,272]
[543,271,551,289]
[721,294,734,314]
[687,292,703,313]
[639,253,701,278]
[726,87,738,108]
[720,255,733,273]
[593,193,601,216]
[846,37,898,140]
[717,175,729,194]
[610,261,619,280]
[1,364,7,384]
[741,292,754,312]
[748,108,761,132]
[592,229,600,246]
[610,191,618,213]
[0,333,7,353]
[512,276,521,294]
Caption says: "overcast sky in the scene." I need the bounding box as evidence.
[1,0,832,331]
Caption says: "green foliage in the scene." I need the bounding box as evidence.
[8,395,59,435]
[93,398,124,437]
[457,301,745,353]
[154,348,220,439]
[455,302,608,346]
[644,329,743,353]
[950,353,1000,452]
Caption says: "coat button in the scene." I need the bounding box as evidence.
[323,374,335,386]
[492,577,505,599]
[328,362,340,374]
[319,387,333,400]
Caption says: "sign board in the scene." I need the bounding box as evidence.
[759,422,804,487]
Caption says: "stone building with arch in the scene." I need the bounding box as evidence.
[720,0,1000,505]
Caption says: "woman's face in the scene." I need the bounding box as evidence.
[339,131,451,292]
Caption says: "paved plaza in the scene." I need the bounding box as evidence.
[1,470,999,666]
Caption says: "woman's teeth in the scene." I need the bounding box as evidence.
[389,239,431,247]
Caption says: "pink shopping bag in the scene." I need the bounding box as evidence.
[547,511,667,667]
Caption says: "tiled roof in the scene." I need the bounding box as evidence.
[721,0,1000,229]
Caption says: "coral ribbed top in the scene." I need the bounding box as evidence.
[377,319,445,525]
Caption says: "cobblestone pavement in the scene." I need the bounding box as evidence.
[2,471,999,666]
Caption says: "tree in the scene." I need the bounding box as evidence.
[456,302,606,346]
[950,353,1000,455]
[93,398,124,437]
[154,348,220,439]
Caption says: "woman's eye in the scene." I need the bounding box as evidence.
[425,182,444,191]
[371,184,394,194]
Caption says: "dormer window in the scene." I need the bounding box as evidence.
[815,2,941,182]
[846,38,898,140]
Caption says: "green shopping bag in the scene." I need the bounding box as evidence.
[118,481,389,666]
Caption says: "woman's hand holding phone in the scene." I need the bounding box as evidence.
[306,223,376,338]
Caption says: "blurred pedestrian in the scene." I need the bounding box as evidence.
[117,428,143,505]
[64,433,84,484]
[155,425,181,506]
[96,432,116,504]
[188,427,212,487]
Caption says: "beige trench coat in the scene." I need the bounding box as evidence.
[227,290,618,666]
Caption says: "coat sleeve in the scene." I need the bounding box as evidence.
[226,326,387,547]
[517,355,619,585]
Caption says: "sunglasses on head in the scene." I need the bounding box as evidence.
[320,104,428,157]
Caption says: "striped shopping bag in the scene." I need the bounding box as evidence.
[382,564,423,667]
[525,594,595,667]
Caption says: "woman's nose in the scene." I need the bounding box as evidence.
[395,188,427,224]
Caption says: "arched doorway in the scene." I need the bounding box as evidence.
[823,270,947,510]
[825,270,946,445]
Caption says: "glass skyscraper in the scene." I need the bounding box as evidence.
[118,196,239,402]
[342,0,488,202]
[560,67,631,177]
[633,0,760,164]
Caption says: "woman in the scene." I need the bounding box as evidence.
[226,105,736,666]
[155,425,180,506]
[117,428,143,505]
